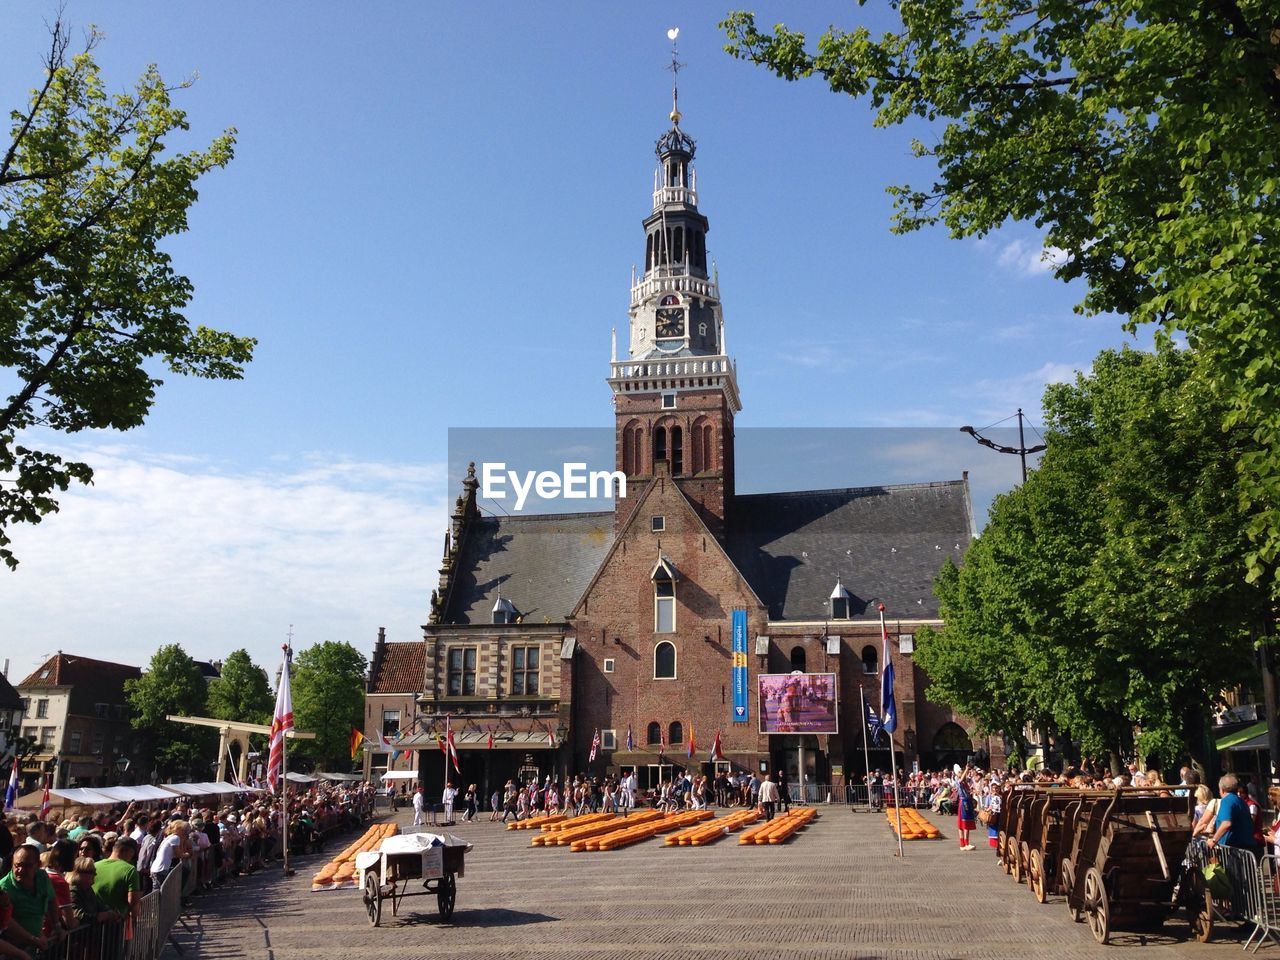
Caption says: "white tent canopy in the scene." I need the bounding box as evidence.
[49,787,123,806]
[285,772,317,784]
[380,770,419,780]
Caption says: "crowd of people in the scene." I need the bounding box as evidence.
[395,767,808,828]
[0,780,378,958]
[852,759,1280,859]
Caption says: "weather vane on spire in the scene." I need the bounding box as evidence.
[666,27,684,125]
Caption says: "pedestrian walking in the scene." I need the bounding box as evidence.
[759,773,780,821]
[412,786,425,827]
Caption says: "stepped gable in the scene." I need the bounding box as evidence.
[441,511,615,625]
[727,480,975,621]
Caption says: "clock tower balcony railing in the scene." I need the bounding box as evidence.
[652,183,697,209]
[630,267,718,308]
[608,354,742,411]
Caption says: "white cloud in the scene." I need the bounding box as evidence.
[970,361,1083,422]
[996,237,1069,276]
[2,444,448,681]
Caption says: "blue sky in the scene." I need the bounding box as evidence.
[0,3,1145,680]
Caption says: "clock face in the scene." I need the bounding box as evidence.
[655,307,684,339]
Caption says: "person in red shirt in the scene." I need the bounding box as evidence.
[39,841,78,934]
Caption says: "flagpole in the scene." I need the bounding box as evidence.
[859,685,873,813]
[280,642,293,877]
[879,604,905,858]
[444,714,450,804]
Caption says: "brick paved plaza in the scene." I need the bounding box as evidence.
[173,806,1262,960]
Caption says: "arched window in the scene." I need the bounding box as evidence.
[647,721,661,745]
[933,722,972,755]
[790,646,807,672]
[861,645,878,676]
[654,641,676,679]
[669,721,683,745]
[654,426,667,464]
[670,426,683,475]
[622,420,642,475]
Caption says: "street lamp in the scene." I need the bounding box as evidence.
[960,408,1047,483]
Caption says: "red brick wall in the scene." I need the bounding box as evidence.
[570,472,767,770]
[613,388,735,537]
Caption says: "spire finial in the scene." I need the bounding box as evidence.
[666,28,683,125]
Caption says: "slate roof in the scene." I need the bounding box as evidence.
[728,481,974,622]
[18,653,141,717]
[368,642,426,694]
[442,511,614,625]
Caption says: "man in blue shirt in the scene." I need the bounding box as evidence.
[1206,773,1256,851]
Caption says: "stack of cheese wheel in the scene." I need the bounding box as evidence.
[665,808,760,846]
[577,809,713,852]
[506,813,566,831]
[887,806,941,839]
[310,822,399,891]
[566,811,664,851]
[737,807,816,845]
[532,814,630,847]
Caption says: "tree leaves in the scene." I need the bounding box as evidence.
[291,642,368,772]
[124,642,215,779]
[207,649,272,726]
[0,20,254,568]
[722,3,1280,591]
[917,346,1268,767]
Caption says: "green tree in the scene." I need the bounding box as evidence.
[0,20,254,568]
[917,346,1270,769]
[125,643,215,778]
[723,3,1280,590]
[291,641,367,771]
[207,649,272,725]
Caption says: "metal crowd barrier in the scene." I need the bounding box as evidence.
[1248,854,1280,953]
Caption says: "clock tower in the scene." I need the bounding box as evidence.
[609,77,740,538]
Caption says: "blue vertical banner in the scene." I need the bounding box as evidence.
[731,608,748,723]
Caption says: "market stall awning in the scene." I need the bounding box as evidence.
[285,772,317,784]
[49,787,121,805]
[316,771,364,782]
[380,770,419,780]
[87,785,182,803]
[1216,721,1269,752]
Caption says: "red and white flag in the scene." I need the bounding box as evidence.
[266,645,294,794]
[486,728,495,750]
[545,723,555,748]
[446,728,461,774]
[588,729,600,763]
[39,776,51,820]
[710,730,725,762]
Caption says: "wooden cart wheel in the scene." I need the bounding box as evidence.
[1062,860,1081,922]
[1029,848,1047,904]
[999,832,1010,873]
[1186,872,1214,943]
[1084,866,1110,945]
[437,872,456,920]
[1019,841,1032,885]
[1013,841,1024,884]
[363,873,382,927]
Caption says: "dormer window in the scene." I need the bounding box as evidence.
[492,594,518,625]
[830,578,853,620]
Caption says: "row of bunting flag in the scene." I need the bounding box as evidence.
[348,720,730,766]
[341,611,899,769]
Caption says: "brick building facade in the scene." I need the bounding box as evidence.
[394,91,998,799]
